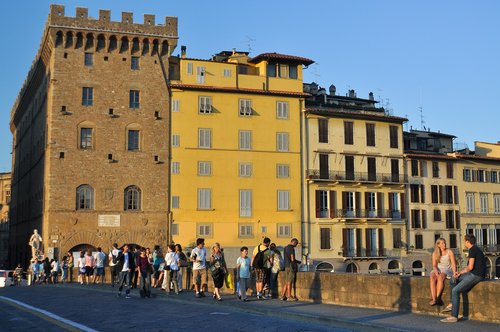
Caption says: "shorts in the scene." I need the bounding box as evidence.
[285,267,296,283]
[95,267,104,276]
[192,268,207,286]
[85,266,93,276]
[254,268,266,283]
[79,267,86,275]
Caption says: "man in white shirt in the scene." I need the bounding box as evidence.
[190,238,207,298]
[93,247,107,285]
[108,243,120,287]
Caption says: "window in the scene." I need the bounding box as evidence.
[84,53,93,66]
[172,134,180,147]
[199,96,212,114]
[466,192,475,213]
[239,224,253,238]
[320,228,331,250]
[345,155,354,180]
[449,234,457,249]
[197,224,212,237]
[172,196,180,209]
[463,168,472,181]
[415,234,423,249]
[196,66,205,84]
[278,64,289,78]
[239,131,252,150]
[419,160,427,177]
[187,62,193,75]
[389,126,398,148]
[79,128,93,149]
[411,160,419,177]
[198,161,212,176]
[446,162,454,179]
[239,190,252,217]
[491,171,498,183]
[239,99,252,116]
[124,185,141,211]
[267,63,277,77]
[289,65,298,79]
[411,209,421,228]
[366,192,376,213]
[480,193,488,214]
[276,101,289,119]
[82,87,93,106]
[223,68,232,77]
[127,130,140,151]
[446,210,455,229]
[391,159,400,182]
[432,161,439,178]
[434,209,442,222]
[197,189,212,210]
[198,128,212,148]
[410,185,420,203]
[277,164,290,178]
[171,224,179,236]
[276,132,289,152]
[494,194,500,214]
[171,162,180,174]
[172,99,180,112]
[431,185,439,203]
[277,190,290,210]
[366,123,375,146]
[239,163,252,177]
[131,56,139,70]
[316,190,329,218]
[318,118,328,143]
[344,121,354,145]
[76,185,94,210]
[477,170,486,182]
[393,228,402,249]
[277,224,291,237]
[367,157,376,181]
[129,90,140,109]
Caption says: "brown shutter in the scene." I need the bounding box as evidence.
[329,191,336,218]
[315,190,321,218]
[342,228,348,256]
[355,192,361,217]
[366,229,372,256]
[342,192,347,211]
[388,193,394,211]
[377,192,383,217]
[422,210,427,229]
[378,229,384,256]
[420,185,425,203]
[356,229,362,257]
[365,192,370,210]
[455,210,460,229]
[400,193,406,218]
[454,186,459,204]
[439,185,444,204]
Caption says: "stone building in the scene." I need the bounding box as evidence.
[9,5,177,266]
[0,172,11,268]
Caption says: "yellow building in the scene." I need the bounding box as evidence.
[169,49,313,263]
[454,141,500,278]
[303,83,407,274]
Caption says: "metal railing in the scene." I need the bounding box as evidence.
[462,209,500,216]
[319,209,405,219]
[306,170,407,184]
[342,248,387,258]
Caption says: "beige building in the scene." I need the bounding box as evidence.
[9,5,177,266]
[303,83,408,274]
[0,172,11,268]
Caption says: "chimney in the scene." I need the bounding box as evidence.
[329,84,336,96]
[369,92,374,101]
[348,89,356,98]
[181,45,187,58]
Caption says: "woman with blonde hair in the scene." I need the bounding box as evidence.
[429,238,456,305]
[209,242,227,301]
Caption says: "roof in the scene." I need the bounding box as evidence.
[404,153,457,161]
[170,83,310,98]
[407,129,456,139]
[453,153,500,162]
[249,52,314,66]
[305,107,407,124]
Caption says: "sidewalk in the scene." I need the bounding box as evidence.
[64,283,498,332]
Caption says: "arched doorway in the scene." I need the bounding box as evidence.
[346,262,358,273]
[412,260,425,276]
[388,260,402,275]
[368,262,381,274]
[315,262,334,273]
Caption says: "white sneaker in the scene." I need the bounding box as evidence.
[440,316,458,323]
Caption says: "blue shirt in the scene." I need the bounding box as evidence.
[237,256,251,278]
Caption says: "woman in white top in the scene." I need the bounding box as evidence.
[429,238,456,305]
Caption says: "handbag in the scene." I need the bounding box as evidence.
[225,272,234,289]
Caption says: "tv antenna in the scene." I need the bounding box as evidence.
[243,36,256,53]
[419,106,425,130]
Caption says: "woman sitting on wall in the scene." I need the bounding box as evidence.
[429,238,456,305]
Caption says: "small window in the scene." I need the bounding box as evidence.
[187,62,193,75]
[267,63,277,77]
[276,132,289,152]
[197,189,212,210]
[76,185,94,210]
[171,161,180,174]
[172,134,180,147]
[463,168,472,181]
[239,99,252,116]
[131,56,140,70]
[82,87,93,106]
[171,223,179,235]
[197,224,212,237]
[239,163,252,177]
[172,196,180,209]
[277,224,291,238]
[129,90,140,109]
[239,190,252,217]
[84,53,93,66]
[196,66,205,84]
[278,64,288,78]
[239,224,253,238]
[79,128,93,149]
[127,130,140,151]
[124,185,141,211]
[198,129,212,148]
[276,101,289,119]
[277,190,290,210]
[239,131,252,150]
[172,100,180,112]
[434,209,442,221]
[199,96,212,114]
[198,161,212,176]
[276,164,290,178]
[415,234,423,249]
[223,68,232,77]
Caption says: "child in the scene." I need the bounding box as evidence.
[236,246,251,302]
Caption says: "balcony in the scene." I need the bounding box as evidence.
[306,170,407,184]
[463,209,500,217]
[342,248,387,258]
[325,209,405,219]
[480,244,500,254]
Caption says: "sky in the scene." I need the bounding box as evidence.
[0,0,498,172]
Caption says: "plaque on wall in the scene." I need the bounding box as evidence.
[98,215,121,227]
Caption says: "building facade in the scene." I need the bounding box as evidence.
[169,49,312,263]
[303,83,408,274]
[0,172,11,268]
[9,5,178,267]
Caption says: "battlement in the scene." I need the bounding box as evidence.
[49,5,178,38]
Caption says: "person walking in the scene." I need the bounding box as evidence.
[77,251,85,285]
[281,238,299,302]
[60,256,69,283]
[136,248,152,298]
[209,243,227,301]
[108,243,120,287]
[175,244,187,292]
[268,243,283,299]
[43,257,51,284]
[152,245,163,288]
[50,258,59,284]
[236,246,251,302]
[93,247,107,285]
[162,245,180,294]
[251,237,271,300]
[116,244,136,299]
[441,234,486,323]
[190,238,207,298]
[429,238,456,305]
[31,258,40,285]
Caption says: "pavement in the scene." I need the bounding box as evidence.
[1,283,499,332]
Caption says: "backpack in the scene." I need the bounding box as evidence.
[252,244,268,269]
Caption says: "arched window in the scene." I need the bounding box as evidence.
[346,262,358,273]
[76,185,94,210]
[315,262,334,273]
[124,185,141,211]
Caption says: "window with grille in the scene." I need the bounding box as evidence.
[172,134,180,147]
[171,162,180,174]
[172,99,180,112]
[239,224,253,238]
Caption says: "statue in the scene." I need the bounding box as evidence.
[29,229,42,259]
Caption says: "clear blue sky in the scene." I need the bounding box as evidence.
[1,0,498,172]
